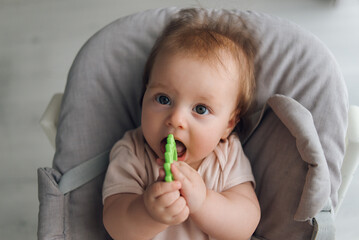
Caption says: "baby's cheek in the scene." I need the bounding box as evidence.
[192,136,218,160]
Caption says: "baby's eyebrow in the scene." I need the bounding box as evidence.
[202,93,216,101]
[196,92,217,103]
[147,81,167,89]
[147,81,180,96]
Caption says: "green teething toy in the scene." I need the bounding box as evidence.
[164,134,177,182]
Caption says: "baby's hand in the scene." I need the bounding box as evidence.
[171,162,207,214]
[143,181,189,225]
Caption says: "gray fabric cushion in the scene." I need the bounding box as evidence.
[37,168,108,239]
[243,95,331,239]
[37,7,348,240]
[267,96,330,221]
[37,168,66,239]
[238,11,348,209]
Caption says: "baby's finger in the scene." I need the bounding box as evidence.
[177,161,198,177]
[150,181,182,198]
[171,163,191,189]
[172,204,190,224]
[157,190,180,207]
[172,162,197,180]
[166,196,188,218]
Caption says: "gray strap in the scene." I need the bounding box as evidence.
[58,150,110,194]
[311,200,335,240]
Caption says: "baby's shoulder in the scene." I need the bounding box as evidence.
[110,127,145,158]
[217,133,242,152]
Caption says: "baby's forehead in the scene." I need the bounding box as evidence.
[157,48,240,76]
[151,51,240,94]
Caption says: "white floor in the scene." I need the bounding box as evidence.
[0,0,358,239]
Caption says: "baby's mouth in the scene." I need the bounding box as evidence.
[175,141,186,158]
[160,137,187,159]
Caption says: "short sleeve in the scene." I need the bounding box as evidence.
[102,146,144,203]
[218,134,255,191]
[200,134,255,193]
[102,128,157,203]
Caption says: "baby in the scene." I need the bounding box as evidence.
[103,8,260,240]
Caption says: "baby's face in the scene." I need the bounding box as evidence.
[141,51,239,170]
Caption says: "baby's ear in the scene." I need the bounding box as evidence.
[221,111,239,140]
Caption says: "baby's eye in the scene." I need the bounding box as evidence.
[155,95,171,105]
[194,105,209,115]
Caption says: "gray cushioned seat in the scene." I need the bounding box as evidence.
[37,7,348,239]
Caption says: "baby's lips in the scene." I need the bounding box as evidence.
[160,138,167,154]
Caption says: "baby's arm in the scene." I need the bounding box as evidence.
[194,183,260,240]
[103,181,189,240]
[172,162,260,240]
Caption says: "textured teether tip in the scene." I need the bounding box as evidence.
[167,134,175,143]
[164,134,177,182]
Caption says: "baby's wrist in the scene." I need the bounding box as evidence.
[189,188,209,216]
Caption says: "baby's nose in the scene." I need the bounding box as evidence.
[167,107,187,129]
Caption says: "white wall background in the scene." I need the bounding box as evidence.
[0,0,358,239]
